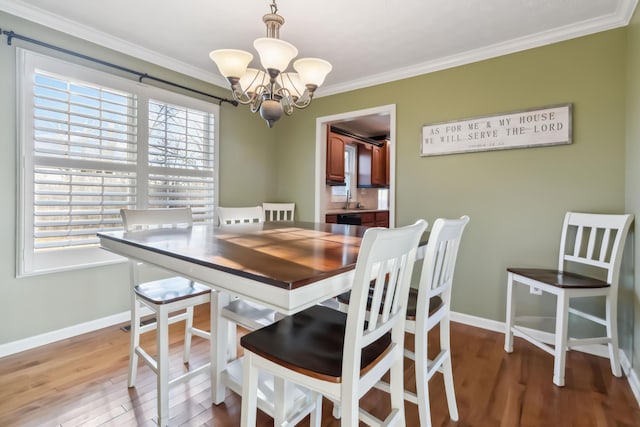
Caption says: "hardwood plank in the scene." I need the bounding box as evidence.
[0,304,638,426]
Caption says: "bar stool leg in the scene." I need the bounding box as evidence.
[128,293,141,387]
[183,306,194,363]
[157,305,170,427]
[212,292,230,404]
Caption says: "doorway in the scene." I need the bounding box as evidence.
[314,104,396,226]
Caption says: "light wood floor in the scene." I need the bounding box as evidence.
[1,304,639,427]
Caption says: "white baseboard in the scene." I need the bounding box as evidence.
[621,351,640,406]
[0,307,152,358]
[451,310,640,408]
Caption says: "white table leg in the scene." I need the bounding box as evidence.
[212,291,230,404]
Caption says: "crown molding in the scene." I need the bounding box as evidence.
[317,0,639,97]
[0,0,228,87]
[2,0,637,97]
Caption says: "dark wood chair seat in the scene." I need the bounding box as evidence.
[134,277,211,305]
[506,268,609,289]
[240,304,391,383]
[336,288,443,320]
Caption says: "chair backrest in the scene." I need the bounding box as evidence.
[217,206,264,225]
[120,208,193,231]
[558,212,633,289]
[262,202,295,221]
[415,215,469,325]
[342,220,428,380]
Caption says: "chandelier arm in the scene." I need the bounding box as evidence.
[291,96,313,110]
[231,89,258,106]
[249,85,268,113]
[276,87,294,116]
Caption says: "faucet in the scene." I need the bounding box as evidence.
[344,189,351,209]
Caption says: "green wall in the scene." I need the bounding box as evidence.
[275,28,628,320]
[626,7,640,378]
[0,11,277,344]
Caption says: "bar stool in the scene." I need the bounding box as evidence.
[121,208,214,427]
[240,220,428,426]
[262,202,295,221]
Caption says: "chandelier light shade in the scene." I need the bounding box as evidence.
[209,0,332,128]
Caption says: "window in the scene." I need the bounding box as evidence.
[331,144,356,201]
[17,49,219,276]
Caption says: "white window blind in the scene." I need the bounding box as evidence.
[147,100,215,222]
[18,49,219,276]
[32,72,137,251]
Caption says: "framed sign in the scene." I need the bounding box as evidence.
[421,103,572,156]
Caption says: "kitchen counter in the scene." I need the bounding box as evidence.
[325,208,387,214]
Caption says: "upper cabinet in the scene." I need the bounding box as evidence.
[358,141,388,188]
[327,127,390,188]
[326,131,346,184]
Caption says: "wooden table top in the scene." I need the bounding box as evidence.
[98,221,368,290]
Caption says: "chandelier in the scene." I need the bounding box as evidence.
[209,0,332,128]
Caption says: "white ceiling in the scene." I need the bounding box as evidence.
[1,0,637,99]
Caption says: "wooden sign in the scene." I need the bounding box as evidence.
[420,104,572,156]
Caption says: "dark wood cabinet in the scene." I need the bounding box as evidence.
[375,211,389,227]
[326,132,346,184]
[371,143,386,186]
[361,212,375,226]
[325,211,389,228]
[358,142,388,188]
[385,141,390,187]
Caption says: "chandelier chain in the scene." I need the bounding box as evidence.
[270,0,278,14]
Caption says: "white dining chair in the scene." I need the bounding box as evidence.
[217,205,264,224]
[338,215,469,427]
[121,208,213,427]
[401,215,469,426]
[505,211,633,386]
[262,202,295,221]
[216,205,279,354]
[240,219,428,427]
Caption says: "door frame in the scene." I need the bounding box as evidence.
[314,104,396,226]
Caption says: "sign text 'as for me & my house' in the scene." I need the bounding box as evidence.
[420,104,572,156]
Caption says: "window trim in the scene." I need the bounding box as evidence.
[16,48,219,277]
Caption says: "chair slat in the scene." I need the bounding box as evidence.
[573,225,584,258]
[600,228,611,263]
[382,259,399,324]
[586,226,597,260]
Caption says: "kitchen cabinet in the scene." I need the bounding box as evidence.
[357,141,388,188]
[324,211,389,228]
[361,212,375,226]
[385,141,390,186]
[326,132,346,184]
[375,211,389,227]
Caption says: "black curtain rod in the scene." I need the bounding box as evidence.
[2,29,238,107]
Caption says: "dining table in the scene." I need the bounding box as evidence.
[97,220,373,420]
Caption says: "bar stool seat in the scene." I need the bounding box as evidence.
[241,305,391,381]
[135,278,211,304]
